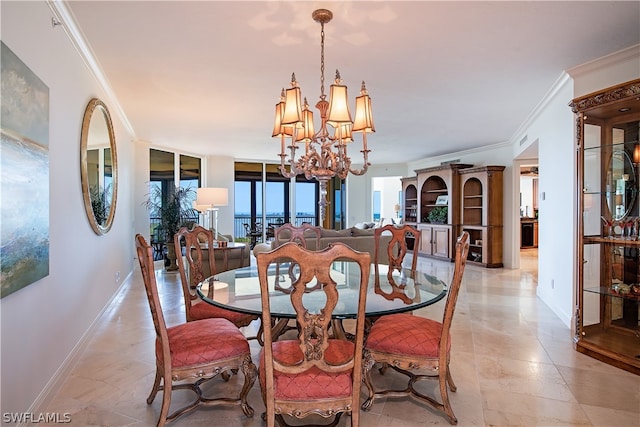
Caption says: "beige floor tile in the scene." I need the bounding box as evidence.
[581,403,640,427]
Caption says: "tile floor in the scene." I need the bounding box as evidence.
[39,249,639,426]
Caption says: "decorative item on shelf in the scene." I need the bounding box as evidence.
[601,216,615,239]
[194,187,228,242]
[435,195,448,205]
[271,8,375,221]
[427,206,448,224]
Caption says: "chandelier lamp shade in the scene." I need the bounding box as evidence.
[272,8,375,220]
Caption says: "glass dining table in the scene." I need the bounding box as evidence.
[196,260,449,339]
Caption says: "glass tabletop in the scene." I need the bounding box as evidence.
[196,261,448,319]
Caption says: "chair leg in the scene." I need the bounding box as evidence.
[446,369,457,392]
[439,366,457,424]
[239,354,257,417]
[146,369,162,404]
[361,353,376,411]
[157,378,172,427]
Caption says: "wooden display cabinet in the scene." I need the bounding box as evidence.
[571,78,640,375]
[459,166,505,267]
[415,164,472,260]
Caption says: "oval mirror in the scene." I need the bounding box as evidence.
[80,98,118,235]
[606,149,636,220]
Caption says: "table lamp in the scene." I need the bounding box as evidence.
[196,187,228,241]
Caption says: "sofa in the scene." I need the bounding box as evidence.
[253,225,393,265]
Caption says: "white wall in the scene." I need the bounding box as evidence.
[513,76,576,326]
[372,176,402,222]
[346,163,408,227]
[1,1,135,415]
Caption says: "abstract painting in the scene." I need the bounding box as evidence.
[1,41,50,298]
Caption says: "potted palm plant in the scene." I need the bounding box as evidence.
[145,185,198,270]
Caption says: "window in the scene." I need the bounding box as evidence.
[149,149,201,237]
[234,162,319,243]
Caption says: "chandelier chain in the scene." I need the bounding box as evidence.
[319,22,325,101]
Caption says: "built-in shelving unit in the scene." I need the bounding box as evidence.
[459,166,504,268]
[415,164,472,261]
[401,163,503,267]
[401,177,418,224]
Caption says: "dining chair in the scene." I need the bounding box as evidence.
[256,242,371,427]
[273,222,322,292]
[174,225,259,328]
[135,234,256,427]
[362,231,470,424]
[373,223,421,287]
[268,223,323,340]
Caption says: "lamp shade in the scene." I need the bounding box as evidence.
[281,76,303,125]
[352,82,375,133]
[272,98,286,137]
[295,99,315,143]
[326,77,352,125]
[334,123,353,143]
[196,187,228,207]
[192,202,211,213]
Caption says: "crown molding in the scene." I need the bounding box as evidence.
[567,44,640,78]
[46,0,136,137]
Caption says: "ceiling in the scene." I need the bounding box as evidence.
[64,1,640,166]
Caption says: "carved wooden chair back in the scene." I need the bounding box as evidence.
[256,242,371,427]
[174,225,258,328]
[273,223,322,293]
[135,234,256,427]
[362,231,470,424]
[374,224,421,286]
[274,222,322,248]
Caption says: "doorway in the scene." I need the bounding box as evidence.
[372,176,402,224]
[519,164,539,279]
[514,132,539,282]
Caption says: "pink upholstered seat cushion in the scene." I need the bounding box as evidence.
[156,317,249,368]
[190,300,256,325]
[365,313,449,357]
[259,339,354,400]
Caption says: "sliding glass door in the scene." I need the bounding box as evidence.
[234,162,320,244]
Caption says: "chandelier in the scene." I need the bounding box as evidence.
[272,8,375,221]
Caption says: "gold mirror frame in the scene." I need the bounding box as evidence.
[80,98,118,235]
[606,149,637,220]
